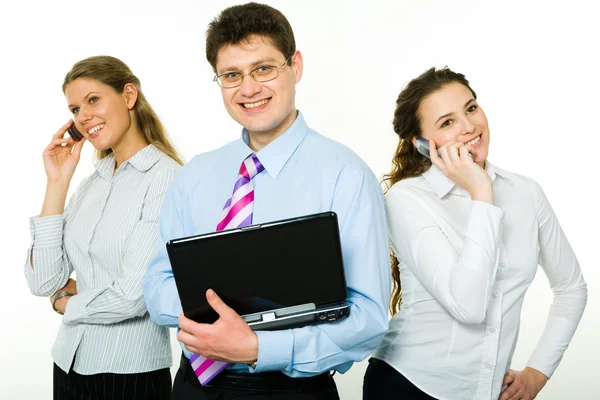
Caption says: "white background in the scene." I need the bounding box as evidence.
[1,0,598,398]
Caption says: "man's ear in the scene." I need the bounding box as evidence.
[291,50,303,83]
[123,83,139,110]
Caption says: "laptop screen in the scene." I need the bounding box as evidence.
[167,212,347,324]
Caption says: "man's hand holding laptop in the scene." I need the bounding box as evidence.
[177,289,258,365]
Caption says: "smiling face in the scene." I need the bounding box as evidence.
[418,82,490,167]
[64,78,136,152]
[215,34,303,149]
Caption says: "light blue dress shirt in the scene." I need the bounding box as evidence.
[143,112,391,377]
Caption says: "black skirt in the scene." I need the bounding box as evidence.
[363,358,437,400]
[53,363,171,400]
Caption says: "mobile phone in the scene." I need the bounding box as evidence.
[415,137,472,160]
[67,124,84,142]
[415,137,441,160]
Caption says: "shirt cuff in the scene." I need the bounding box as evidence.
[62,292,89,325]
[466,201,505,252]
[526,316,578,378]
[30,214,64,248]
[252,330,294,373]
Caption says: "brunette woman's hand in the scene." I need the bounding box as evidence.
[429,139,493,203]
[499,368,548,400]
[42,120,86,185]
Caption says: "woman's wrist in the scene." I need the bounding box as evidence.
[45,178,71,191]
[51,291,74,315]
[469,186,493,204]
[524,366,549,392]
[40,181,70,217]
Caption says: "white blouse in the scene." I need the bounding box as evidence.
[374,162,587,400]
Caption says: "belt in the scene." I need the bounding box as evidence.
[179,354,333,392]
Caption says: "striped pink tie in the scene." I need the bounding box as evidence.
[189,153,264,385]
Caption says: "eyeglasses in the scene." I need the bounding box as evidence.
[214,57,292,88]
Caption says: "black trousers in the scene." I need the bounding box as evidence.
[53,363,171,400]
[363,358,437,400]
[172,354,339,399]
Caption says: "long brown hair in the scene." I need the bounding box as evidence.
[62,56,183,165]
[384,66,477,315]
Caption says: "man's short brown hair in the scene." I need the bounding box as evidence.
[206,2,296,72]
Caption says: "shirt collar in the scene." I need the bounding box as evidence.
[422,164,456,198]
[237,110,309,179]
[423,160,510,198]
[94,144,161,179]
[485,161,511,182]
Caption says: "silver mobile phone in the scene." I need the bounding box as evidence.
[415,137,472,159]
[415,137,440,160]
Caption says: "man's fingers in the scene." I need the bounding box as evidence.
[206,289,235,318]
[177,325,201,348]
[178,313,206,336]
[177,314,218,358]
[178,312,214,340]
[177,328,226,361]
[183,344,200,354]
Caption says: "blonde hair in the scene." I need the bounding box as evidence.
[62,56,183,165]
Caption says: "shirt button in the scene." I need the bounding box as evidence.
[489,328,496,333]
[486,363,492,369]
[492,292,498,298]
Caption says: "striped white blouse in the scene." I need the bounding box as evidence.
[24,144,180,374]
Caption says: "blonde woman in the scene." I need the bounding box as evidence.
[25,56,182,400]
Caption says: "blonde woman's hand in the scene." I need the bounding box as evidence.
[56,278,77,296]
[50,278,77,314]
[429,139,493,203]
[42,120,86,185]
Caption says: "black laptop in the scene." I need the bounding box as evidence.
[166,212,350,331]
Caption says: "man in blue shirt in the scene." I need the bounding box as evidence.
[143,3,390,399]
